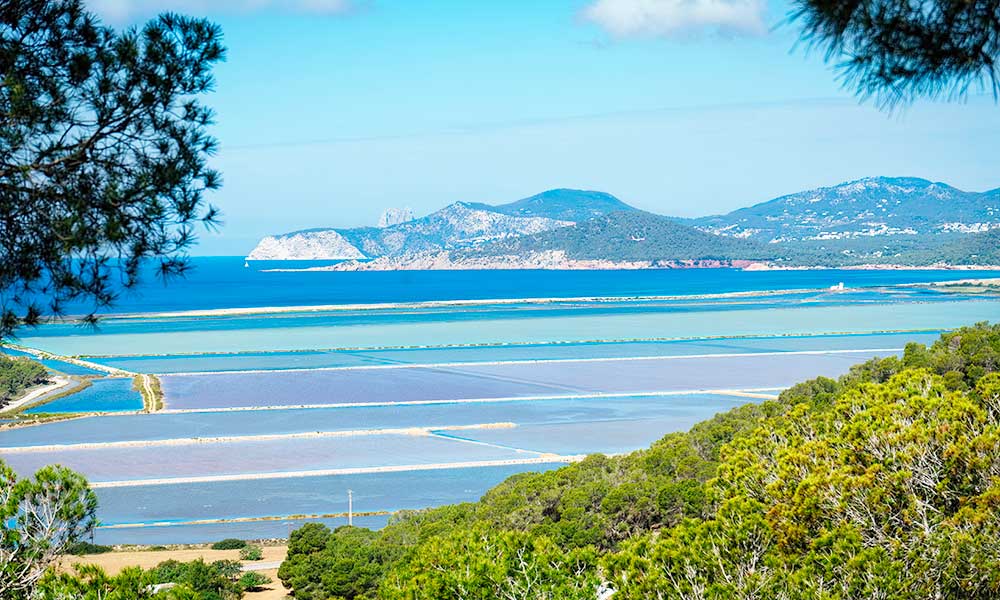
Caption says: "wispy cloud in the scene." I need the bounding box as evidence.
[582,0,768,38]
[90,0,359,23]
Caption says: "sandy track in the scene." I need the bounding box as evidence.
[61,545,288,575]
[1,377,74,414]
[62,547,292,599]
[4,345,132,376]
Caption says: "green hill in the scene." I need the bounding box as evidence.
[485,188,638,222]
[459,210,782,263]
[690,176,1000,243]
[898,228,1000,265]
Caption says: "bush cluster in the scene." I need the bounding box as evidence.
[210,539,247,551]
[0,354,48,408]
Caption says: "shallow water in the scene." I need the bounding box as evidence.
[4,433,528,482]
[24,378,142,414]
[88,331,939,374]
[47,258,1000,314]
[18,299,998,356]
[158,350,894,410]
[440,418,721,455]
[93,463,567,525]
[0,393,749,447]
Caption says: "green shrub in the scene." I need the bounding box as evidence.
[65,541,112,555]
[239,545,263,561]
[0,354,48,407]
[238,572,272,591]
[210,538,246,550]
[148,559,242,599]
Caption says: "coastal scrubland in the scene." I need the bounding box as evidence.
[0,354,48,410]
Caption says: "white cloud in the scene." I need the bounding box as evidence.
[90,0,357,23]
[582,0,768,38]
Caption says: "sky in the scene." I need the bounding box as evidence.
[92,0,1000,255]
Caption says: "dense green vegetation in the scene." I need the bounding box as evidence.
[65,541,113,556]
[279,323,1000,599]
[38,558,257,600]
[239,545,263,561]
[0,353,48,408]
[211,538,248,551]
[900,229,1000,266]
[1,459,97,599]
[455,201,1000,268]
[147,559,244,599]
[1,458,268,600]
[1,0,225,339]
[459,210,782,263]
[787,228,1000,267]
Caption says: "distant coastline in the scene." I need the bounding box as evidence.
[247,180,1000,270]
[261,258,1000,273]
[42,276,1000,323]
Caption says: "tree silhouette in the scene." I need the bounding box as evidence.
[792,0,1000,107]
[0,0,225,338]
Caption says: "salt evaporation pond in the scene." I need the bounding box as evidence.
[441,418,718,456]
[15,299,999,356]
[159,350,893,410]
[3,433,529,483]
[24,378,142,414]
[87,331,939,374]
[0,393,749,447]
[16,282,949,343]
[93,463,568,525]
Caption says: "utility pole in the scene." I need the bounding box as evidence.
[348,489,353,526]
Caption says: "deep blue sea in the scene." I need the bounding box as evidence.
[65,257,1000,314]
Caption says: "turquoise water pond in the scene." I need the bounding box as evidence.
[25,378,142,414]
[92,463,570,525]
[87,331,940,374]
[17,298,999,356]
[157,349,895,410]
[0,393,753,447]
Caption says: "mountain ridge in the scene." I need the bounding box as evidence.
[247,179,1000,268]
[690,176,999,243]
[247,189,627,261]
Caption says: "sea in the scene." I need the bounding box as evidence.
[1,257,999,544]
[42,257,1000,314]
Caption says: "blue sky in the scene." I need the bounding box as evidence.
[94,0,1000,255]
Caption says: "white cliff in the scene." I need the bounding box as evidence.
[246,229,366,260]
